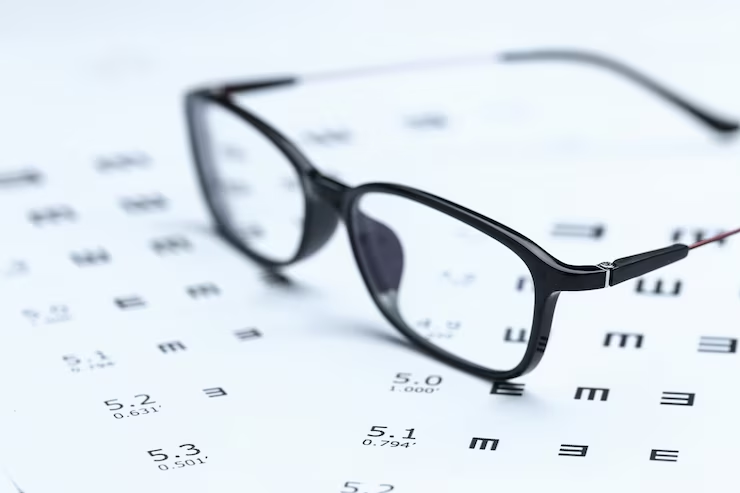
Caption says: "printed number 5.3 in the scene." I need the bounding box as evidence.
[147,449,167,462]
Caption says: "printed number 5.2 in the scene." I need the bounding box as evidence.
[104,399,123,411]
[341,482,361,493]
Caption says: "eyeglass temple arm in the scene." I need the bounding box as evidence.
[688,226,740,249]
[213,49,738,135]
[499,49,738,134]
[599,244,688,288]
[598,226,740,287]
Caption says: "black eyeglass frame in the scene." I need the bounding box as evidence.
[186,49,739,381]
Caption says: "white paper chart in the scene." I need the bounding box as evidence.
[1,2,740,492]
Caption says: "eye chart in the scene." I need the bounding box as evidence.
[1,2,740,492]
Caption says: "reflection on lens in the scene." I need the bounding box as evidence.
[201,102,305,262]
[353,192,535,372]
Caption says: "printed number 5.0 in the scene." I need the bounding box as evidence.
[393,373,411,384]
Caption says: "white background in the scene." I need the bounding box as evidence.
[0,1,739,492]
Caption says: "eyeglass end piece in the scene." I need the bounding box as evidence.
[217,77,298,97]
[607,244,688,287]
[595,261,615,288]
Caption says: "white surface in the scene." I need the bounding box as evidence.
[0,1,739,491]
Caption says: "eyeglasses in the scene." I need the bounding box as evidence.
[185,49,739,381]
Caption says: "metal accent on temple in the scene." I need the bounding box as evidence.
[596,261,615,288]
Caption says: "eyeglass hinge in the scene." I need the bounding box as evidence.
[596,261,615,288]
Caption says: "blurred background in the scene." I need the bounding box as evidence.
[2,0,739,159]
[2,0,739,246]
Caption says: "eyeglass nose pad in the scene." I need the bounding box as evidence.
[354,211,405,302]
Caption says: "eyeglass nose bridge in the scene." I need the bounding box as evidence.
[302,172,406,303]
[304,171,350,211]
[291,171,347,261]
